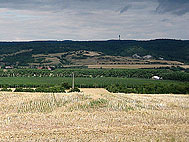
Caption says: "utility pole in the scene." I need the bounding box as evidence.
[72,72,75,89]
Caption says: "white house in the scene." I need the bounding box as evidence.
[152,76,161,80]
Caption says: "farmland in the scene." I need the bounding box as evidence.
[0,68,189,94]
[1,68,189,82]
[0,68,188,141]
[0,39,189,67]
[0,90,188,141]
[0,76,186,88]
[88,64,189,69]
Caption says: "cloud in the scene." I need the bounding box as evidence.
[0,0,150,13]
[0,0,188,16]
[156,0,189,15]
[0,0,114,10]
[0,0,69,11]
[120,5,132,14]
[0,0,188,41]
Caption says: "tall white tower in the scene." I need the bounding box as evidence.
[72,72,75,89]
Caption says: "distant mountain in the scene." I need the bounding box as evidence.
[0,39,188,66]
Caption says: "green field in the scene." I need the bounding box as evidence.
[0,77,184,88]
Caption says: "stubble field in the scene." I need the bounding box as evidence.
[0,89,188,142]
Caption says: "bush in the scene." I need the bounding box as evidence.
[23,88,35,92]
[69,87,80,92]
[61,82,71,89]
[14,88,35,92]
[35,86,65,93]
[14,88,24,92]
[0,88,12,92]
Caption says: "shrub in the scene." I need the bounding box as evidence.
[61,82,71,89]
[69,87,80,92]
[0,88,12,92]
[23,88,35,92]
[14,88,24,92]
[35,86,65,93]
[14,88,35,92]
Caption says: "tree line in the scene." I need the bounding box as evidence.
[0,83,80,93]
[0,68,189,81]
[106,83,189,94]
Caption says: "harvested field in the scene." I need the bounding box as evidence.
[88,64,189,69]
[30,50,185,67]
[0,89,189,142]
[181,65,189,69]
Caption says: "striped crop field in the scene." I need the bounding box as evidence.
[0,77,183,88]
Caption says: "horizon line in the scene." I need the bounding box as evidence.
[0,38,188,42]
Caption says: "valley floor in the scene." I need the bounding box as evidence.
[0,89,189,142]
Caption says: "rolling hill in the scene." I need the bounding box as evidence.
[0,39,188,67]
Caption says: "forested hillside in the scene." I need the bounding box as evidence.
[0,39,188,66]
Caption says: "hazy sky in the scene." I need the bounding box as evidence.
[0,0,189,41]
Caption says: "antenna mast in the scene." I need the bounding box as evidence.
[72,72,75,89]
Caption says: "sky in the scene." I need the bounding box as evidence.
[0,0,189,41]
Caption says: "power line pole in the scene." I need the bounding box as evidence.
[72,72,75,89]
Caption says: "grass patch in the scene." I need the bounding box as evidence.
[89,98,108,108]
[68,98,135,112]
[67,98,109,112]
[108,100,134,112]
[17,94,68,113]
